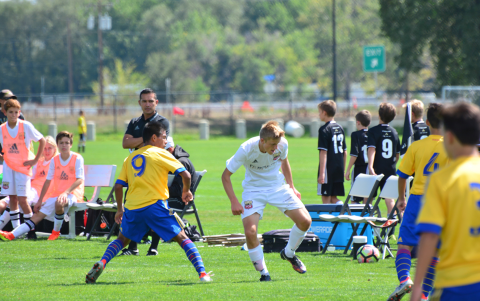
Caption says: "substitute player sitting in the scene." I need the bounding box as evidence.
[86,121,212,284]
[387,103,448,301]
[0,131,84,241]
[411,102,480,301]
[221,121,312,282]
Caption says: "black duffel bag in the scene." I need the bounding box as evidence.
[262,229,322,253]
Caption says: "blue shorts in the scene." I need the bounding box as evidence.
[119,200,184,243]
[431,281,480,301]
[398,194,422,246]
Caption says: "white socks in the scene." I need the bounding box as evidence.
[0,211,10,230]
[285,224,307,258]
[53,213,65,232]
[10,210,20,228]
[248,245,269,276]
[12,220,35,239]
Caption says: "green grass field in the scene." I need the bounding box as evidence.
[0,133,406,300]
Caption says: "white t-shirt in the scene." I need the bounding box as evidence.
[31,158,52,180]
[226,136,288,191]
[0,120,43,147]
[46,153,85,180]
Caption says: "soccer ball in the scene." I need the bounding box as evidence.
[357,244,380,263]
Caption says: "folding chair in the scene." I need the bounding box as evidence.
[169,170,206,236]
[320,174,384,254]
[85,174,175,240]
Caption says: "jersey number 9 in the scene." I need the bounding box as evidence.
[382,139,393,159]
[132,154,146,177]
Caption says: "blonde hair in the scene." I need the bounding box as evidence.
[317,100,336,117]
[259,120,285,140]
[42,136,58,160]
[403,99,425,118]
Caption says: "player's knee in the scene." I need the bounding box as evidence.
[244,225,258,238]
[297,217,312,232]
[54,200,64,211]
[0,201,6,211]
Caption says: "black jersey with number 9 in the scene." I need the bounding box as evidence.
[318,121,347,183]
[367,124,401,176]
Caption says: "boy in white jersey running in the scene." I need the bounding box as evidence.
[222,121,312,281]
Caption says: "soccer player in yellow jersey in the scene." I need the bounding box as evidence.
[85,121,212,284]
[77,110,86,153]
[410,102,480,301]
[388,103,448,301]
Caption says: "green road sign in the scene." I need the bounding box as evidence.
[363,45,386,72]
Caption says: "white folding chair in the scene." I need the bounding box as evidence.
[320,174,384,254]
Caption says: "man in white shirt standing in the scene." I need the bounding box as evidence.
[221,120,312,282]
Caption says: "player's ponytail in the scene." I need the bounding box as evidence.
[259,120,285,140]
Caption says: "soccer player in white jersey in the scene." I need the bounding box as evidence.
[222,121,312,281]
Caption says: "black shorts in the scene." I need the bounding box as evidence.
[317,182,345,197]
[372,175,392,198]
[79,133,85,141]
[352,165,368,202]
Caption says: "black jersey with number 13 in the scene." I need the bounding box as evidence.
[318,121,347,183]
[367,124,400,176]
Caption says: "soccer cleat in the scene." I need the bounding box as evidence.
[421,294,429,301]
[85,261,105,284]
[0,230,14,241]
[260,275,271,282]
[280,249,307,274]
[26,231,37,240]
[48,230,61,241]
[199,271,214,282]
[146,249,158,256]
[387,278,414,301]
[119,248,139,256]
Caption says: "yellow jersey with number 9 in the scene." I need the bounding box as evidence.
[396,135,449,195]
[416,156,480,288]
[116,145,185,210]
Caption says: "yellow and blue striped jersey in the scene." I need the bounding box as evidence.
[116,145,185,210]
[416,156,480,288]
[397,135,449,195]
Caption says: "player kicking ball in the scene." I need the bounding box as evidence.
[86,121,212,284]
[221,121,312,281]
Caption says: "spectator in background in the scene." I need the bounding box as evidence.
[165,136,196,210]
[123,88,170,152]
[78,110,87,153]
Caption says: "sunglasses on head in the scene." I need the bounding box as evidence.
[2,97,16,100]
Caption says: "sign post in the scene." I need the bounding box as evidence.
[363,45,386,97]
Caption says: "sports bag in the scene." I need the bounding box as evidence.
[262,229,322,253]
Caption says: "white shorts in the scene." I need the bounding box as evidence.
[1,162,31,197]
[2,188,38,213]
[241,184,304,220]
[39,194,77,222]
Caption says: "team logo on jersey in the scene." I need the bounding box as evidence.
[2,182,9,190]
[244,200,253,209]
[69,167,75,173]
[39,170,46,177]
[60,171,69,180]
[253,159,258,163]
[273,151,281,161]
[8,143,19,154]
[19,132,24,139]
[135,126,140,130]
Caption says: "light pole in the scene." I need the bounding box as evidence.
[332,0,337,102]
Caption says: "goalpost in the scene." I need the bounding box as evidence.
[442,86,480,105]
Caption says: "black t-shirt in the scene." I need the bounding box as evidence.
[350,129,368,167]
[412,120,430,141]
[318,121,347,183]
[367,124,400,176]
[125,112,170,150]
[0,111,25,154]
